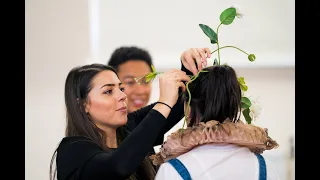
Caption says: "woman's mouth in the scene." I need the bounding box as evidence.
[117,106,127,112]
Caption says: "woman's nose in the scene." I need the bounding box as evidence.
[119,91,127,101]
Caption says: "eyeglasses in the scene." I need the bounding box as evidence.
[133,76,154,85]
[122,76,152,87]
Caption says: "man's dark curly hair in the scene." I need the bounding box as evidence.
[107,46,153,71]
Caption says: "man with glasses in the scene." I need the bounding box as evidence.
[107,46,153,113]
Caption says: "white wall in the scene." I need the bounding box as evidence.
[25,0,90,180]
[97,0,295,68]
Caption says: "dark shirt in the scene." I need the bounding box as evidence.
[56,100,184,180]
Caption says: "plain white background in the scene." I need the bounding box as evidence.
[25,0,295,179]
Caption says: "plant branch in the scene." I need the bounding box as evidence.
[216,23,222,65]
[211,45,250,56]
[182,70,208,129]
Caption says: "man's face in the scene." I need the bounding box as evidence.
[117,60,152,112]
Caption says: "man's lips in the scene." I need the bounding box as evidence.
[132,99,145,107]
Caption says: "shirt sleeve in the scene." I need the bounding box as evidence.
[57,110,169,180]
[126,102,156,131]
[155,162,183,180]
[127,95,185,146]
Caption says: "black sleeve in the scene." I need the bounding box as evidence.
[126,95,185,146]
[57,110,169,180]
[125,103,156,131]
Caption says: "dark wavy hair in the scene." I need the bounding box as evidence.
[182,65,242,126]
[107,46,153,71]
[50,63,155,180]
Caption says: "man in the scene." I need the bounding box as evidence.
[108,46,153,113]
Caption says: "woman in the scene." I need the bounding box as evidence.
[153,65,280,180]
[49,48,211,180]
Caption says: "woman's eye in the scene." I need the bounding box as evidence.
[103,90,112,94]
[125,81,135,86]
[120,87,125,92]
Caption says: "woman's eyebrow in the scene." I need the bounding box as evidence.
[100,83,122,89]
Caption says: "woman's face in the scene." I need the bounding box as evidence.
[85,70,128,129]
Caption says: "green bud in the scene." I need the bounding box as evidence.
[248,54,256,62]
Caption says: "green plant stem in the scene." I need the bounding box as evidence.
[211,45,250,56]
[216,23,222,65]
[182,76,197,128]
[182,70,208,129]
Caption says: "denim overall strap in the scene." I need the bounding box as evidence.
[254,153,267,180]
[168,158,192,180]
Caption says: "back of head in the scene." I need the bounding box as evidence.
[64,63,118,147]
[107,46,153,71]
[183,65,241,126]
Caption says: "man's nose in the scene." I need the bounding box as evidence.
[135,84,149,94]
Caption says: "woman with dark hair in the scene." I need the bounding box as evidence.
[153,65,280,180]
[49,48,211,180]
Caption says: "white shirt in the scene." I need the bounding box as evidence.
[155,144,280,180]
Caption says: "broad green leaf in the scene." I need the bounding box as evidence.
[213,58,218,65]
[199,24,218,44]
[241,97,252,109]
[145,73,154,79]
[145,73,156,82]
[220,7,236,25]
[145,76,154,83]
[238,77,245,84]
[238,77,248,91]
[151,65,156,72]
[240,84,248,91]
[243,108,252,124]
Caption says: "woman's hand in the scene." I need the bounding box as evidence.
[180,48,211,76]
[158,69,190,108]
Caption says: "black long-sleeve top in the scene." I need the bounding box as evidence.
[56,98,185,180]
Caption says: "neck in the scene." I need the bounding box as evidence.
[97,124,118,148]
[105,128,118,148]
